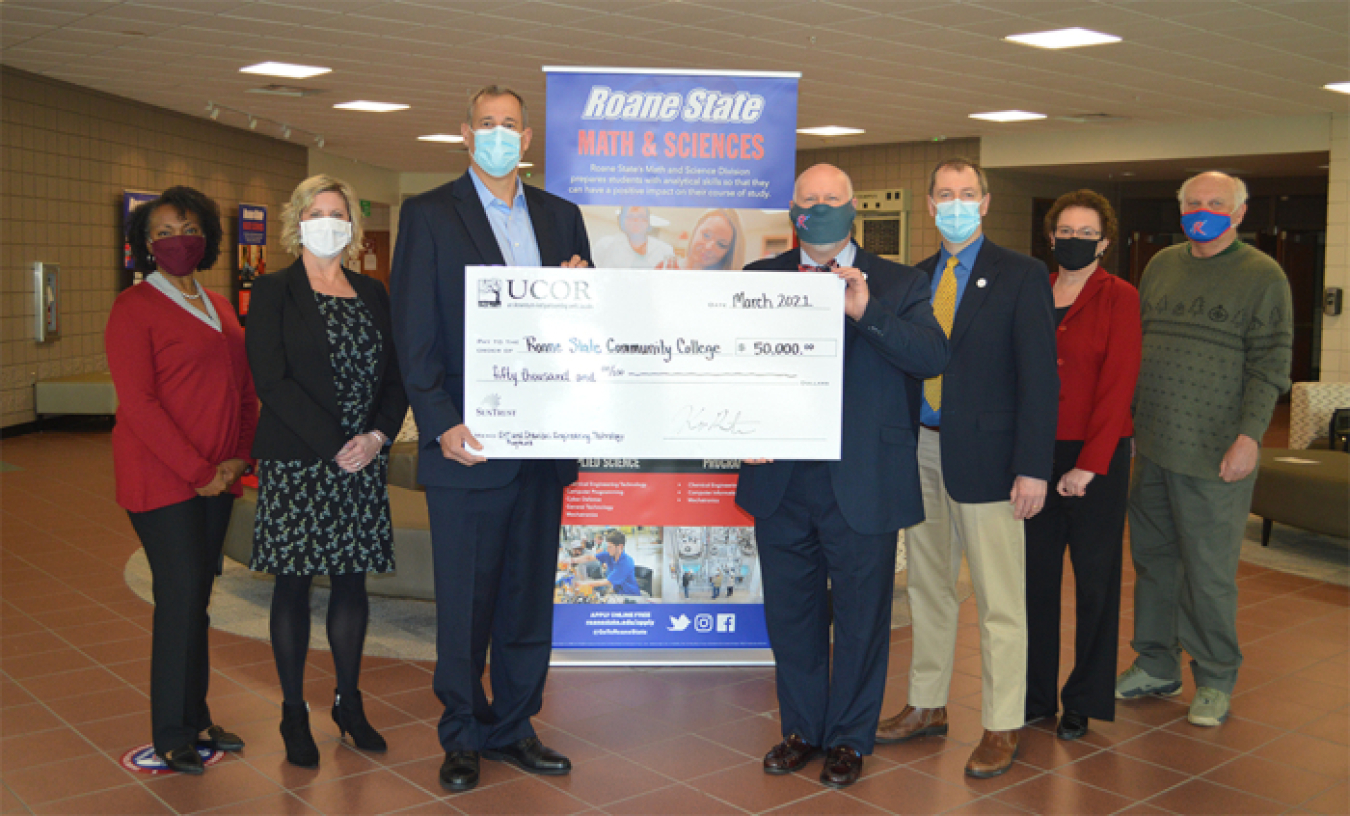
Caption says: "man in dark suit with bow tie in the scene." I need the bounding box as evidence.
[875,158,1057,778]
[736,164,949,788]
[390,85,591,793]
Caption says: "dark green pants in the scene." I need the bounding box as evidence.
[1127,455,1256,694]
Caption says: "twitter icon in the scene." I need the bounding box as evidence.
[667,614,691,632]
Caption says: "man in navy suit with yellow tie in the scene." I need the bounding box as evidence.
[737,164,949,788]
[390,85,591,794]
[876,158,1058,778]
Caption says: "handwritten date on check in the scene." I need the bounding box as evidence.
[463,266,844,460]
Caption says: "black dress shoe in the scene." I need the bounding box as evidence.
[820,745,863,788]
[763,734,822,775]
[482,736,571,776]
[162,745,205,775]
[200,724,245,752]
[1056,710,1089,741]
[440,750,480,792]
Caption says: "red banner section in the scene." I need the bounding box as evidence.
[564,472,752,527]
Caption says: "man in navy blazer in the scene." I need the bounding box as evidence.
[736,164,948,788]
[389,85,591,794]
[876,158,1058,778]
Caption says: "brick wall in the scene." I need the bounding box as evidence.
[1,67,308,427]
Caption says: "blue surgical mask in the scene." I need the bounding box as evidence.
[1181,209,1232,243]
[472,126,522,178]
[934,199,983,244]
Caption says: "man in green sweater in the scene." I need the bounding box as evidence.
[1116,172,1292,727]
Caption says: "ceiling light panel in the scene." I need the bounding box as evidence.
[969,110,1047,122]
[1324,82,1350,95]
[334,100,409,112]
[797,126,866,137]
[418,134,464,143]
[1005,28,1122,49]
[239,61,331,79]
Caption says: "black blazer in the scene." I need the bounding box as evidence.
[389,172,592,490]
[734,246,949,535]
[247,260,408,462]
[914,239,1058,503]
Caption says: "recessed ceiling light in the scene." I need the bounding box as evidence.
[240,61,331,79]
[796,126,865,137]
[334,100,409,112]
[970,110,1046,123]
[418,134,464,143]
[1005,28,1121,49]
[519,162,534,168]
[1324,82,1350,95]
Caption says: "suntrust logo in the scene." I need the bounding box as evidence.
[476,393,516,418]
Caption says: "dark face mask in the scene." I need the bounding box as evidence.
[152,234,206,277]
[1052,236,1101,272]
[789,202,856,245]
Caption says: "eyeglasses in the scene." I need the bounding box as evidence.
[1054,226,1102,239]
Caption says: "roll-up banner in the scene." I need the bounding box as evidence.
[236,204,268,319]
[544,67,800,666]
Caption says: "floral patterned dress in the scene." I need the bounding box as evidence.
[251,292,394,576]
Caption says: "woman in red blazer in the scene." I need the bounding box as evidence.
[1024,190,1141,741]
[106,186,257,775]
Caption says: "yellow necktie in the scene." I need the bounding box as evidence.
[924,256,959,411]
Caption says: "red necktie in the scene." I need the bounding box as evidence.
[798,259,838,273]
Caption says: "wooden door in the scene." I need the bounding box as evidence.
[1127,231,1173,287]
[361,230,391,290]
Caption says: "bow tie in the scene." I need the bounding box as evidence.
[798,259,838,273]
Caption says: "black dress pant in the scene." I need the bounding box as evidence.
[757,462,898,754]
[1024,438,1130,721]
[425,461,563,753]
[127,494,234,756]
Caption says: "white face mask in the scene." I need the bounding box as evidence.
[300,217,352,259]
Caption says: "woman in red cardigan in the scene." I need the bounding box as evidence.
[106,186,258,775]
[1024,190,1141,741]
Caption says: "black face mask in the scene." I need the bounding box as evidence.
[1053,237,1101,271]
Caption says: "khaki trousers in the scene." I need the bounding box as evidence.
[907,428,1028,731]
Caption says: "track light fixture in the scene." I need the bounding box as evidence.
[204,100,325,148]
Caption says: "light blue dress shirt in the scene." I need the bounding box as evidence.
[469,169,541,267]
[920,235,984,427]
[797,242,856,270]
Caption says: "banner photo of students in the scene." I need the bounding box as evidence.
[544,67,799,660]
[235,204,267,319]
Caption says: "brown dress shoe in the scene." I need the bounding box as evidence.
[763,734,821,775]
[820,745,863,788]
[964,729,1020,778]
[875,705,948,744]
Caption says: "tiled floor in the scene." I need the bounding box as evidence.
[2,427,1347,815]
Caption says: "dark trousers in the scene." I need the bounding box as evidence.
[127,494,234,756]
[757,462,898,754]
[1024,439,1130,721]
[426,461,563,752]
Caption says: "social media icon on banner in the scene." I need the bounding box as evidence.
[717,614,736,633]
[668,614,691,631]
[694,614,714,633]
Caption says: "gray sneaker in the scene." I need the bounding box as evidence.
[1114,664,1183,700]
[1188,687,1230,726]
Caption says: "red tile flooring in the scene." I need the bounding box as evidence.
[2,428,1347,815]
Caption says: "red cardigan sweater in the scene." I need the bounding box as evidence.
[105,283,257,512]
[1053,266,1142,475]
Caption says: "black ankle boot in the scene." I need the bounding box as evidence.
[333,689,386,752]
[281,702,319,768]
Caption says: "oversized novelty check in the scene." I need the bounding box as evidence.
[463,266,844,459]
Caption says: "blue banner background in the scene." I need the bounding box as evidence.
[545,71,798,209]
[553,603,769,649]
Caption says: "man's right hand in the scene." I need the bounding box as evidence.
[440,424,487,466]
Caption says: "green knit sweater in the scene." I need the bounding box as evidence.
[1134,241,1293,480]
